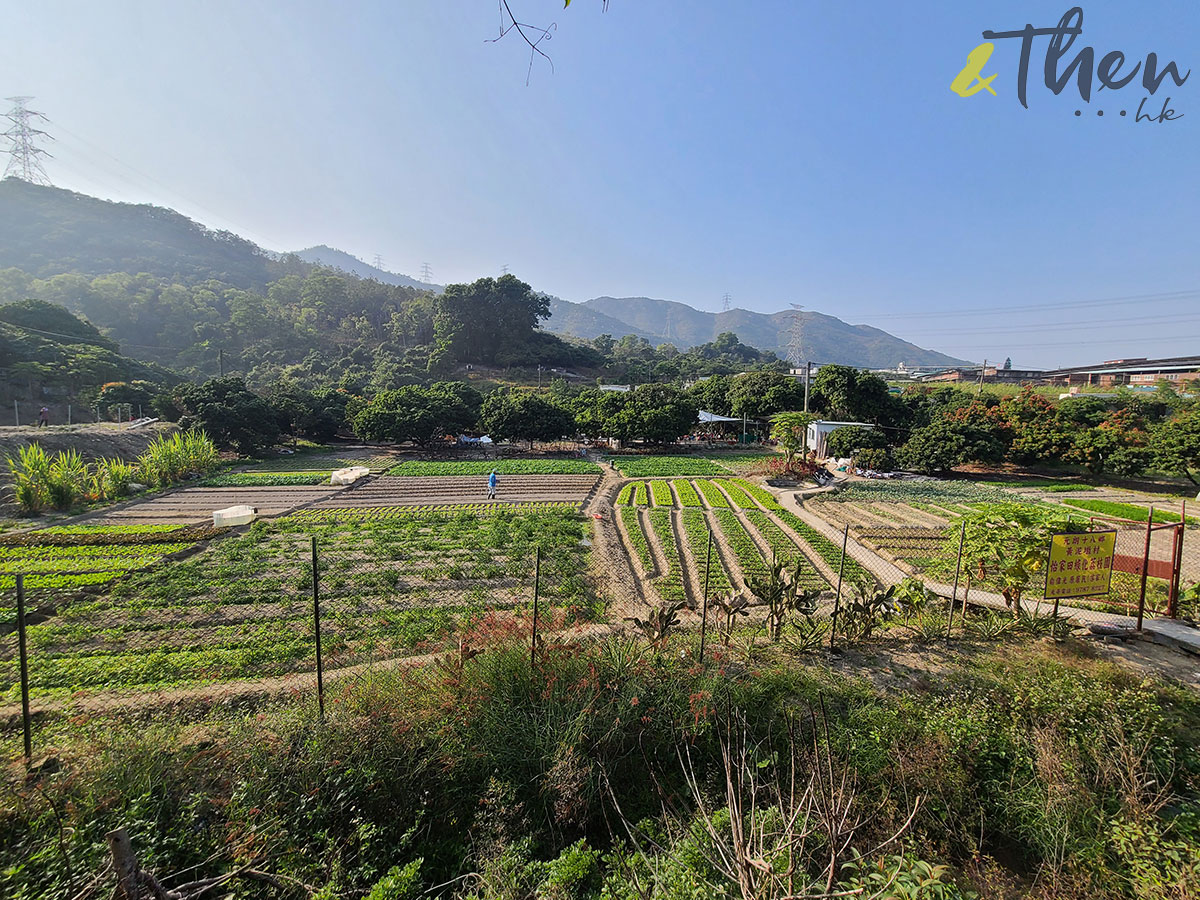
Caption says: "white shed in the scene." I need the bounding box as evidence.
[806,420,877,460]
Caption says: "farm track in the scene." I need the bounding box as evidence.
[669,510,703,610]
[639,508,672,596]
[0,615,624,723]
[700,510,746,595]
[86,485,349,526]
[586,471,648,617]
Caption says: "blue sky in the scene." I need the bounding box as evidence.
[4,1,1197,367]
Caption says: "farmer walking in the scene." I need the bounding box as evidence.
[487,469,498,500]
[37,406,49,428]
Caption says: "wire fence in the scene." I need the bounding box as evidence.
[1,491,1194,765]
[0,516,594,763]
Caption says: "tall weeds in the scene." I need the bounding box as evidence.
[4,430,220,513]
[7,443,51,513]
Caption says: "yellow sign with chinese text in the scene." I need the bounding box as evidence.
[1045,531,1116,600]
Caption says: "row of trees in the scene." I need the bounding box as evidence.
[825,384,1200,483]
[145,377,702,455]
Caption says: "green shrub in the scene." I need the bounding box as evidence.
[6,443,51,513]
[853,447,893,471]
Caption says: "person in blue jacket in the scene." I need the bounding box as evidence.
[487,470,498,500]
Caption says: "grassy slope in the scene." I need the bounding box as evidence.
[3,634,1198,900]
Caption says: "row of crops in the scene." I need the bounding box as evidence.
[288,501,583,522]
[605,453,778,478]
[616,497,849,606]
[0,509,595,703]
[386,459,602,476]
[616,477,771,509]
[0,524,209,601]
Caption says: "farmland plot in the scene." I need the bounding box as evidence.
[612,477,836,605]
[0,509,594,705]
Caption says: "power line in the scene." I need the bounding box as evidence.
[3,96,53,185]
[855,288,1199,322]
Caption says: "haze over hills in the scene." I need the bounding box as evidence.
[545,296,971,369]
[0,179,970,369]
[293,246,443,293]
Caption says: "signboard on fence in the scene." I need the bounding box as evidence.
[1045,530,1117,601]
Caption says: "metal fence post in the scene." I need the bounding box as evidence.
[699,526,713,664]
[829,524,849,651]
[531,546,541,670]
[1136,506,1153,632]
[946,519,966,641]
[16,573,32,764]
[311,536,324,719]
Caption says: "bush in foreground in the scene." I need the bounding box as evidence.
[1,632,1198,899]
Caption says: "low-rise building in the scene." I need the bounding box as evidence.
[1044,356,1200,387]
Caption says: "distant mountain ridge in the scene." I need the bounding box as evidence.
[293,246,442,292]
[0,180,970,369]
[544,296,971,369]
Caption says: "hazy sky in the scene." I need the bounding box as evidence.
[4,1,1197,367]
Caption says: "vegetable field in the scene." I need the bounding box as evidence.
[0,508,595,705]
[387,459,601,476]
[611,476,847,608]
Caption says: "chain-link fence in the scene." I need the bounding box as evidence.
[0,510,596,762]
[2,485,1195,764]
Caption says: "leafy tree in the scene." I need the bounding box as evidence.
[629,384,698,444]
[727,370,804,420]
[896,420,1004,474]
[810,365,893,423]
[430,275,550,366]
[687,374,733,416]
[998,386,1074,464]
[174,377,280,455]
[958,503,1082,613]
[770,412,815,465]
[480,390,575,448]
[1151,409,1200,484]
[572,384,696,445]
[266,382,346,442]
[353,382,481,445]
[825,425,888,459]
[1067,409,1152,476]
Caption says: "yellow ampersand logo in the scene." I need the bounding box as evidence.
[951,42,998,96]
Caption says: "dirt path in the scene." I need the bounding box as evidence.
[588,473,650,616]
[701,510,746,594]
[670,509,703,610]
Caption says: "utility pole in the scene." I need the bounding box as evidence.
[218,348,225,377]
[804,361,812,413]
[2,97,53,185]
[977,358,986,395]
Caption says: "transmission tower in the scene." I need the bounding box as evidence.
[721,293,731,312]
[500,264,509,275]
[3,97,53,185]
[787,303,805,369]
[372,254,385,270]
[420,262,433,283]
